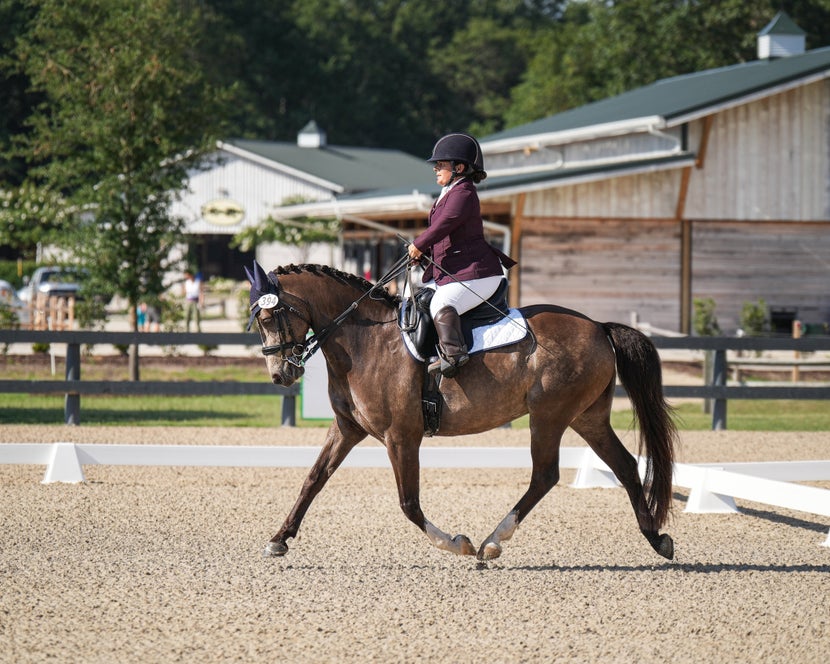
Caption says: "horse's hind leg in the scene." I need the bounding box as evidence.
[570,408,674,560]
[264,418,366,557]
[478,419,568,561]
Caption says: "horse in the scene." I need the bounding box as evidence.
[246,261,678,562]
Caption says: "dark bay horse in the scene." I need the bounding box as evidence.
[247,262,678,561]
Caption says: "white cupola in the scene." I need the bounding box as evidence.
[297,120,327,148]
[757,11,806,60]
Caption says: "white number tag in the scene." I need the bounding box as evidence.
[257,293,280,309]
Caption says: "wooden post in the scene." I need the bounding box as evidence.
[508,193,525,308]
[66,296,75,329]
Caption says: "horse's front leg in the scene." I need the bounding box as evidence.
[264,418,365,557]
[387,438,476,557]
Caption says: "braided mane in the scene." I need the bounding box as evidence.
[273,264,401,308]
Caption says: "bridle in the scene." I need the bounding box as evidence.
[250,258,408,367]
[256,291,315,367]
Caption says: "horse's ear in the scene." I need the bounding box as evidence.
[248,260,276,294]
[244,265,255,285]
[257,261,272,288]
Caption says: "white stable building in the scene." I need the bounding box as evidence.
[171,121,437,280]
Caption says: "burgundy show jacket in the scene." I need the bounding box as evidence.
[413,178,516,285]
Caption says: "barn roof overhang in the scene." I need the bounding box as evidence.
[263,152,696,240]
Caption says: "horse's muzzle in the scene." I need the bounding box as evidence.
[270,360,305,386]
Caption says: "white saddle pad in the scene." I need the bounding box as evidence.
[402,308,528,362]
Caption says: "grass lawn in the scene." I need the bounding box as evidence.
[1,354,828,430]
[1,392,829,431]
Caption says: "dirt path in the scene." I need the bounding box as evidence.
[1,425,828,662]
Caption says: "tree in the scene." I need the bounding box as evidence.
[505,0,828,129]
[0,0,40,187]
[5,0,231,377]
[0,183,69,258]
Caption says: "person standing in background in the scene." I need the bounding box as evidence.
[184,270,203,332]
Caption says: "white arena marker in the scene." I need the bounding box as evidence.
[42,442,86,484]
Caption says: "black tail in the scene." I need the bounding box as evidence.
[603,322,678,529]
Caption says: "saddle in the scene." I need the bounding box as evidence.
[401,279,512,437]
[403,279,510,360]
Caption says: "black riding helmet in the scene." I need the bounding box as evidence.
[427,133,485,174]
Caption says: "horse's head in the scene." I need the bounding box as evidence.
[245,261,311,386]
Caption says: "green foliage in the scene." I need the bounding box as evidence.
[505,0,825,128]
[0,301,19,353]
[233,216,339,252]
[0,185,71,257]
[232,197,339,251]
[237,287,251,332]
[0,259,37,289]
[740,298,769,336]
[5,0,233,330]
[693,298,721,336]
[3,0,826,172]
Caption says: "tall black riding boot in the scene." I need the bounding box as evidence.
[429,306,469,378]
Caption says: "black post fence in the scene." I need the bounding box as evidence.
[0,330,829,429]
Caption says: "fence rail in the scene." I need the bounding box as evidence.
[645,335,830,429]
[0,329,299,426]
[1,330,829,429]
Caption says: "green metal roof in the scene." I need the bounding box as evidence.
[226,138,436,193]
[759,11,806,37]
[321,153,694,207]
[483,46,830,143]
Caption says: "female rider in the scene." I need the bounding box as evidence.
[408,132,516,377]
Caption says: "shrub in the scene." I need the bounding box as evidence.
[0,302,19,354]
[693,297,721,336]
[740,298,769,336]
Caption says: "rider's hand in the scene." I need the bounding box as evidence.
[408,244,423,261]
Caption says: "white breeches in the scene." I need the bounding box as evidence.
[423,275,504,317]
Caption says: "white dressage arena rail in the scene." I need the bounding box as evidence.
[1,443,828,547]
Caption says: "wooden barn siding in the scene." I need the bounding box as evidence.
[685,80,830,221]
[519,218,830,334]
[520,218,681,329]
[691,220,830,332]
[522,169,680,219]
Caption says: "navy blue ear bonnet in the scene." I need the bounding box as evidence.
[245,260,280,328]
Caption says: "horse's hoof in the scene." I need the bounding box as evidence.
[263,540,288,557]
[476,541,502,561]
[453,534,477,556]
[654,533,674,560]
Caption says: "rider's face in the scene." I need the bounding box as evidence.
[433,161,456,186]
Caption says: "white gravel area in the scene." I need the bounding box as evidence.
[1,425,828,663]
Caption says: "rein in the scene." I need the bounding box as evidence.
[397,234,531,340]
[257,257,410,367]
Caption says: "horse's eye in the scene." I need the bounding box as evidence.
[260,312,273,325]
